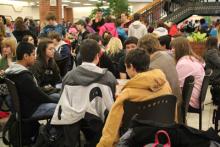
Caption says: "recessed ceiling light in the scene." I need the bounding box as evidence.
[71,1,80,4]
[83,3,93,6]
[89,0,99,1]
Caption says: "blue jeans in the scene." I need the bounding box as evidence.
[32,103,57,118]
[49,93,60,102]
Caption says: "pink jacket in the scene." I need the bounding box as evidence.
[176,56,205,109]
[99,23,118,37]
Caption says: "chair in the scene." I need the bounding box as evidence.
[120,94,177,135]
[188,69,212,130]
[181,75,195,124]
[55,56,69,77]
[4,78,52,147]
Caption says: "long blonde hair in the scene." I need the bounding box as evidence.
[1,37,17,57]
[106,37,123,55]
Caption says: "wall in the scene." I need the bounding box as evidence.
[130,2,150,13]
[73,7,95,21]
[0,4,39,20]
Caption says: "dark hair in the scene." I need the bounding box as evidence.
[0,15,6,25]
[16,42,35,60]
[80,39,100,62]
[115,19,122,27]
[85,17,91,24]
[133,13,140,21]
[22,35,32,43]
[200,18,206,24]
[76,19,86,28]
[96,9,102,13]
[37,38,54,63]
[125,49,150,72]
[48,32,62,42]
[124,36,138,46]
[159,35,171,50]
[206,36,218,50]
[87,33,101,42]
[14,18,26,31]
[105,16,112,23]
[121,12,129,17]
[46,13,56,21]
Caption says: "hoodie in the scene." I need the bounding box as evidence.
[128,21,148,39]
[99,23,118,37]
[51,63,117,125]
[97,69,173,147]
[153,27,168,37]
[5,63,54,118]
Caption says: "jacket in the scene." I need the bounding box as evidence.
[97,69,173,147]
[12,30,36,43]
[39,24,66,37]
[99,23,118,37]
[29,59,61,87]
[5,63,55,118]
[51,62,117,125]
[128,21,147,39]
[204,49,220,85]
[150,51,182,122]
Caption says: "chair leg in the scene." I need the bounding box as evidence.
[199,108,202,130]
[18,121,22,147]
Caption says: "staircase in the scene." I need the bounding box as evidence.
[138,0,220,25]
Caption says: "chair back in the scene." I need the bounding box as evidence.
[182,75,195,124]
[199,69,212,105]
[56,56,69,77]
[121,94,177,134]
[5,78,21,118]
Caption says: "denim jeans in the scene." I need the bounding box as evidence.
[49,93,60,102]
[32,103,57,118]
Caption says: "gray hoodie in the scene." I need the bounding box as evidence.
[128,21,148,39]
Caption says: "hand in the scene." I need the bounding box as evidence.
[0,70,5,76]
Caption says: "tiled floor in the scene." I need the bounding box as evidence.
[0,86,218,146]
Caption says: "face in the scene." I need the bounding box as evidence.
[46,43,55,59]
[125,64,136,78]
[126,43,137,53]
[121,13,127,22]
[96,11,102,19]
[28,36,34,45]
[25,50,36,66]
[2,45,12,57]
[48,19,55,25]
[76,24,83,32]
[52,39,59,47]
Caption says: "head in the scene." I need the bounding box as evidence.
[0,15,6,25]
[37,39,55,62]
[107,37,123,55]
[87,33,101,44]
[124,36,138,53]
[96,9,103,19]
[85,17,92,26]
[171,37,198,62]
[133,13,140,21]
[105,16,112,23]
[80,39,101,65]
[206,36,218,50]
[138,34,162,54]
[159,35,171,50]
[48,32,62,47]
[46,13,57,25]
[0,21,6,37]
[14,17,26,31]
[121,13,129,22]
[125,49,150,78]
[22,35,34,45]
[75,19,86,32]
[16,42,36,67]
[24,18,30,27]
[1,38,17,57]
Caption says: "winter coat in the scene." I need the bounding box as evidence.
[128,21,147,39]
[99,23,118,37]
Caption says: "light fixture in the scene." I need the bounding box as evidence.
[83,3,93,6]
[71,1,80,4]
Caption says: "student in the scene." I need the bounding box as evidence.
[5,42,56,144]
[75,19,90,46]
[92,9,105,32]
[22,35,35,45]
[51,39,117,147]
[39,12,66,38]
[128,13,147,39]
[138,34,182,122]
[97,49,172,147]
[29,39,61,101]
[119,36,138,79]
[171,37,205,111]
[99,16,118,38]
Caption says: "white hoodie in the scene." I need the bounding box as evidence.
[128,21,148,39]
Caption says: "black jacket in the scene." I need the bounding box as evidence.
[5,64,55,118]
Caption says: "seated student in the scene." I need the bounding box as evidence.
[171,37,205,111]
[138,34,182,122]
[22,35,35,45]
[48,31,72,71]
[29,39,61,101]
[119,36,138,79]
[5,43,56,143]
[51,39,117,147]
[97,49,172,147]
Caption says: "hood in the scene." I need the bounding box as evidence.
[63,64,108,86]
[131,21,143,29]
[5,63,28,75]
[123,69,168,92]
[103,23,116,30]
[55,40,68,51]
[153,27,168,37]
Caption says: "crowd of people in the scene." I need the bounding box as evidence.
[0,8,220,147]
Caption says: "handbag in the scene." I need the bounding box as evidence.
[144,130,171,147]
